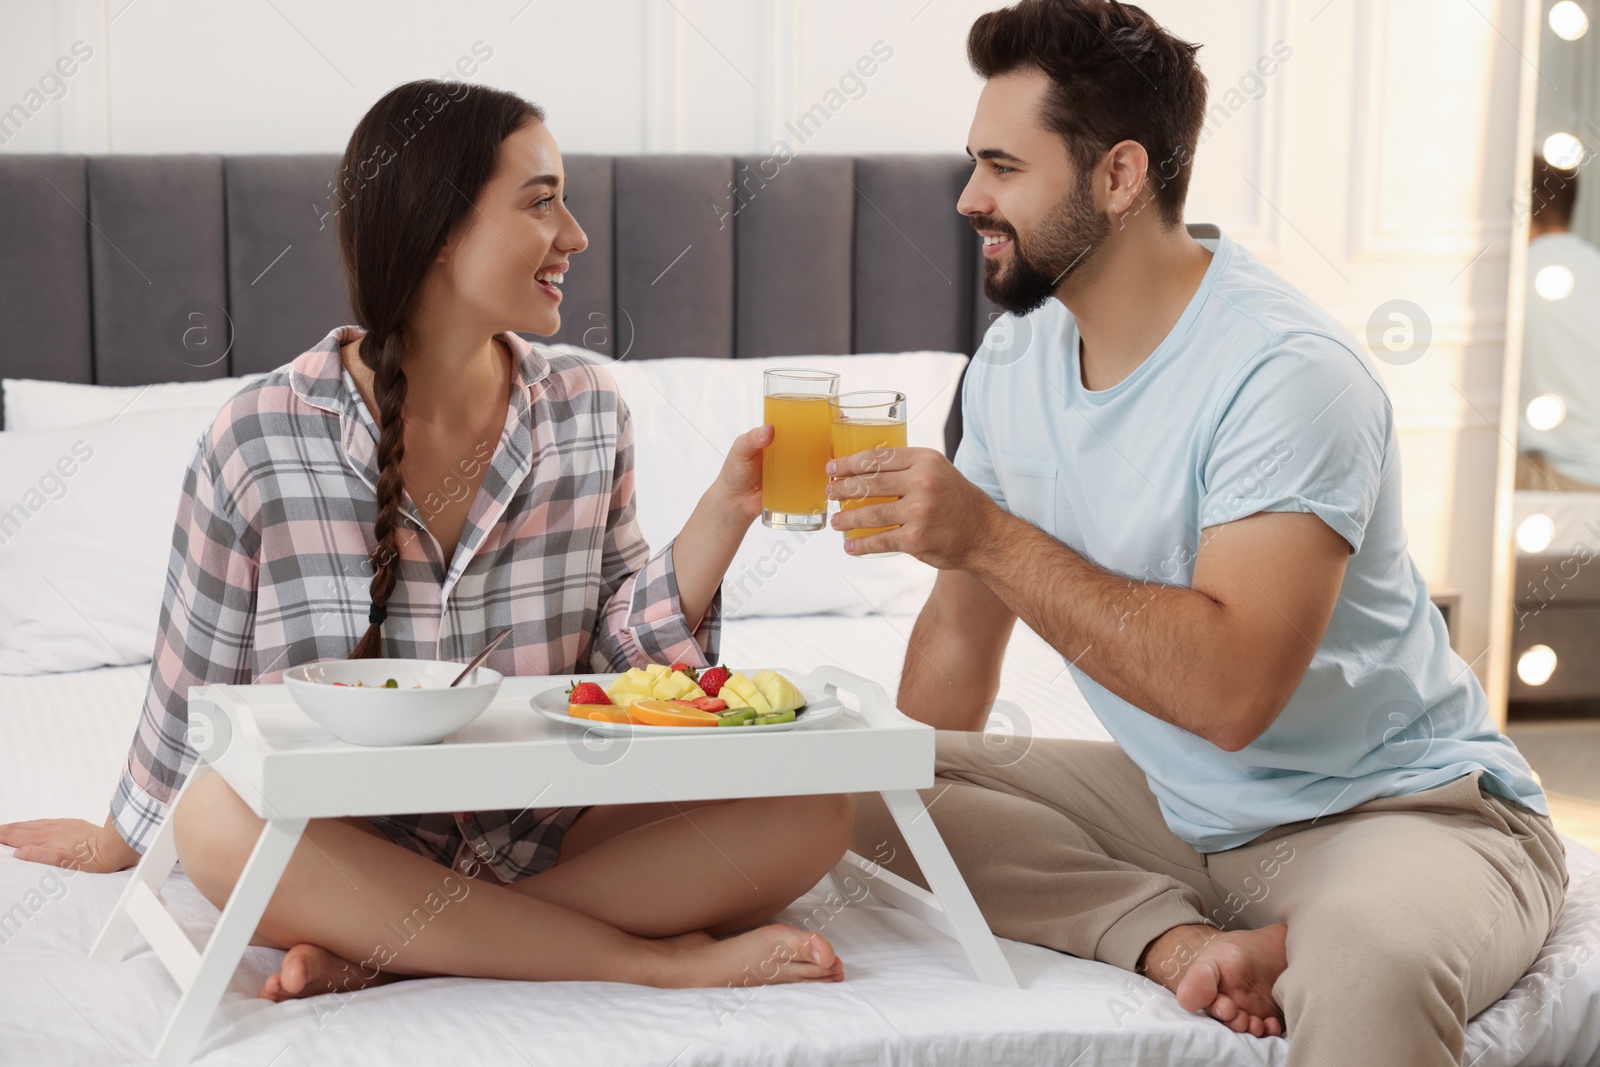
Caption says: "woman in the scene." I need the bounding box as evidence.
[0,80,852,994]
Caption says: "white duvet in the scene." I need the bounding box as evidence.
[2,616,1598,1066]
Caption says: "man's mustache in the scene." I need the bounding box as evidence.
[969,215,1017,242]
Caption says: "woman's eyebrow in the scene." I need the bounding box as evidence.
[518,174,561,190]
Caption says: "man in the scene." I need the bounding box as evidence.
[831,2,1568,1063]
[1518,154,1600,491]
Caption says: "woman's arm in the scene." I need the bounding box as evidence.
[0,436,257,871]
[587,382,771,671]
[670,424,771,630]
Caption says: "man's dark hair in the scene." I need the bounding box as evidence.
[1530,155,1578,228]
[967,0,1207,228]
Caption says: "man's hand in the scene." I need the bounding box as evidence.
[0,816,140,873]
[826,447,999,569]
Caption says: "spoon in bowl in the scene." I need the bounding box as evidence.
[450,626,513,687]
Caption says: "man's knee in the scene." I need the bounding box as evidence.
[1274,899,1467,1019]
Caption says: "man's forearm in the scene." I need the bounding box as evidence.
[966,508,1253,748]
[897,581,1014,731]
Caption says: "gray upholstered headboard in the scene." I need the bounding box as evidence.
[0,154,997,453]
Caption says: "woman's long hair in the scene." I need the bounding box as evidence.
[337,80,543,659]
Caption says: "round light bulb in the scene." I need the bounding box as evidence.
[1543,132,1584,169]
[1516,645,1558,686]
[1550,1,1589,40]
[1526,393,1567,431]
[1535,264,1575,300]
[1516,513,1555,553]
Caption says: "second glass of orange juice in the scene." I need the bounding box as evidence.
[829,390,907,555]
[762,369,840,530]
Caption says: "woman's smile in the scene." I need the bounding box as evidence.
[535,262,567,303]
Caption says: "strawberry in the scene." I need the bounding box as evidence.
[682,697,727,713]
[566,680,612,705]
[670,662,699,681]
[698,665,731,697]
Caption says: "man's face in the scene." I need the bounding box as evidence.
[958,69,1110,315]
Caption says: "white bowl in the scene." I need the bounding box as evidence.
[282,658,503,746]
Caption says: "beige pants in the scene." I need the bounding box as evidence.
[852,733,1570,1067]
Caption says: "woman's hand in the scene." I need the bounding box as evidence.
[0,815,141,873]
[710,424,774,526]
[670,425,773,630]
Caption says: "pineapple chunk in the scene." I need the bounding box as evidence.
[752,669,806,713]
[654,672,706,701]
[604,665,705,705]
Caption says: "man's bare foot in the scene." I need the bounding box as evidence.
[1138,923,1289,1039]
[649,923,845,988]
[258,942,402,1002]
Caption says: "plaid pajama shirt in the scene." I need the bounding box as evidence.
[111,325,721,882]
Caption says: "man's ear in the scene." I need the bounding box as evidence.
[1103,140,1151,218]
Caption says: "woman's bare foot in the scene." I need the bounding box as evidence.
[649,923,845,988]
[1139,923,1289,1038]
[258,942,403,1002]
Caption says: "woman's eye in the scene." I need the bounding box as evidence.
[533,196,555,211]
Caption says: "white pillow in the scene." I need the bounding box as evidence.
[2,373,269,432]
[547,348,969,619]
[0,407,223,674]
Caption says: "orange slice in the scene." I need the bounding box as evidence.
[626,698,720,727]
[569,703,631,724]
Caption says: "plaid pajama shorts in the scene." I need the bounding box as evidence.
[365,805,596,884]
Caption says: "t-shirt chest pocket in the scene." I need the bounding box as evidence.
[996,450,1058,533]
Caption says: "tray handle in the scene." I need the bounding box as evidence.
[793,666,924,731]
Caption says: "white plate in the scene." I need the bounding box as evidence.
[531,674,847,735]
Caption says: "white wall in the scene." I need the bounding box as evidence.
[1,0,1523,678]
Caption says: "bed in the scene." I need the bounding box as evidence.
[1,618,1598,1066]
[3,151,1599,1065]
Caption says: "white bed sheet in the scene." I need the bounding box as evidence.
[1,616,1597,1067]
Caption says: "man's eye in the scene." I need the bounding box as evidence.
[992,163,1015,175]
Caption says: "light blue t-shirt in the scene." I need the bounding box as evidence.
[957,229,1549,853]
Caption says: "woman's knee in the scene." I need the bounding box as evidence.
[787,792,855,864]
[171,772,263,906]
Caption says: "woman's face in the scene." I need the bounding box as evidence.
[434,120,588,337]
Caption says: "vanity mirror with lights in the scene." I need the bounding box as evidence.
[1501,0,1600,716]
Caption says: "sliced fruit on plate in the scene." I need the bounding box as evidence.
[698,665,731,696]
[717,672,773,715]
[751,669,806,713]
[715,708,758,727]
[626,698,721,727]
[751,709,797,725]
[566,681,612,705]
[606,666,707,706]
[569,704,632,723]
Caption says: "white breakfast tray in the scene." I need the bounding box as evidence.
[89,666,1018,1066]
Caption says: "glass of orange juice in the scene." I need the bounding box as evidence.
[829,390,907,556]
[762,369,840,530]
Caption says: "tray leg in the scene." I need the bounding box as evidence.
[150,813,307,1067]
[89,762,214,963]
[879,787,1019,988]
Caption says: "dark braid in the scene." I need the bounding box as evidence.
[346,330,410,660]
[333,79,544,660]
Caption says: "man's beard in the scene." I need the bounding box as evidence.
[977,171,1110,315]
